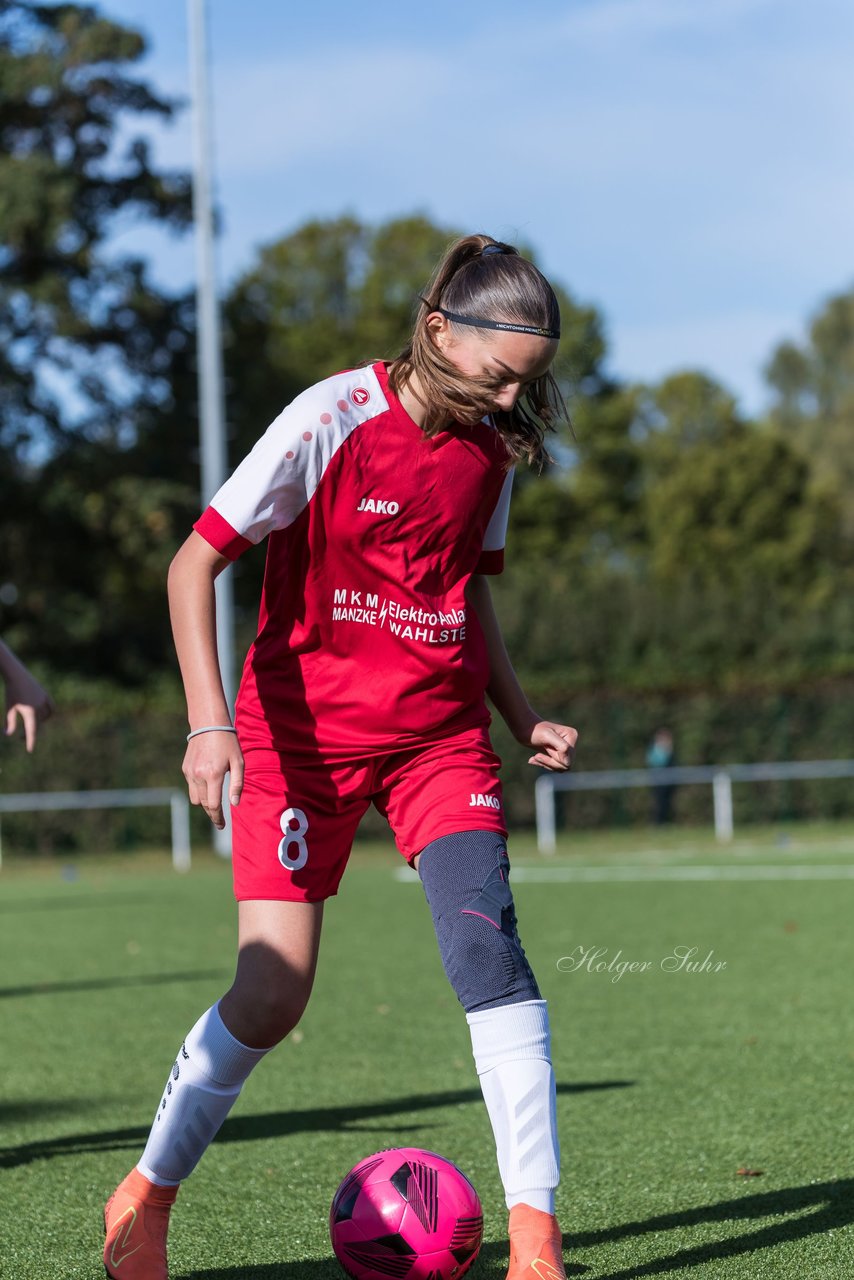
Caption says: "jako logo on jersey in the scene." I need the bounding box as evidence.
[357,496,400,515]
[470,793,501,810]
[350,387,370,406]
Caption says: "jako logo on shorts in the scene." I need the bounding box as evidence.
[469,793,501,810]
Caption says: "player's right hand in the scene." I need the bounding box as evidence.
[183,731,245,829]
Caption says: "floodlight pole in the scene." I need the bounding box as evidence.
[188,0,235,857]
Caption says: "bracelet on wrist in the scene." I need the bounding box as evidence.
[186,725,237,742]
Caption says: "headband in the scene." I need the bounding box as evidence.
[421,299,560,341]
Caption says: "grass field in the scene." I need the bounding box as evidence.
[2,823,854,1278]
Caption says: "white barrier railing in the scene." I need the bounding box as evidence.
[535,760,854,853]
[0,787,192,871]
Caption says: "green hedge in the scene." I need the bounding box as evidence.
[0,672,193,856]
[492,678,854,830]
[2,671,854,856]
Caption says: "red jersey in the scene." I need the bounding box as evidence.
[194,361,513,759]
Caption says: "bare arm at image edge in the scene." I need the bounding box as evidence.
[0,639,55,753]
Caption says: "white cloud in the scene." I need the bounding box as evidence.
[559,0,775,41]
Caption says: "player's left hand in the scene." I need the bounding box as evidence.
[527,721,577,772]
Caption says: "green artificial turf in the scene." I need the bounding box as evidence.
[2,826,854,1278]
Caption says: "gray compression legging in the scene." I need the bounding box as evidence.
[417,830,541,1013]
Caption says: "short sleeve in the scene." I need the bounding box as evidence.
[475,469,514,575]
[193,367,386,560]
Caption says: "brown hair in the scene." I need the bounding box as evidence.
[387,234,565,467]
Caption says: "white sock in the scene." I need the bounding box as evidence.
[467,999,560,1214]
[137,1003,271,1186]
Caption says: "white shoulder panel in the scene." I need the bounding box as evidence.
[209,365,387,543]
[482,468,514,552]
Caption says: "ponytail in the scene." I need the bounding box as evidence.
[388,234,566,468]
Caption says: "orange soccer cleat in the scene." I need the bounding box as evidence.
[506,1203,567,1280]
[103,1168,178,1280]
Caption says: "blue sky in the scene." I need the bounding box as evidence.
[98,0,854,415]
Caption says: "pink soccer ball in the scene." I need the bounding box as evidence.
[329,1147,483,1280]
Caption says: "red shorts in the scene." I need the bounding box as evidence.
[230,726,506,901]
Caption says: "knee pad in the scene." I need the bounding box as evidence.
[418,831,541,1013]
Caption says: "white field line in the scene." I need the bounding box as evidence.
[559,838,854,861]
[394,864,854,883]
[571,838,854,861]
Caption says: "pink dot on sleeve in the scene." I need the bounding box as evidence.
[303,431,313,441]
[285,450,295,460]
[337,399,349,412]
[319,412,333,425]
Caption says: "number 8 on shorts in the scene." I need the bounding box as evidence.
[278,807,309,871]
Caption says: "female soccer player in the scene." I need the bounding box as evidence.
[104,235,577,1280]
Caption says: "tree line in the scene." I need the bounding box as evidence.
[2,1,853,835]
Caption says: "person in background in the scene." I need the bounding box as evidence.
[1,638,54,752]
[646,727,676,825]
